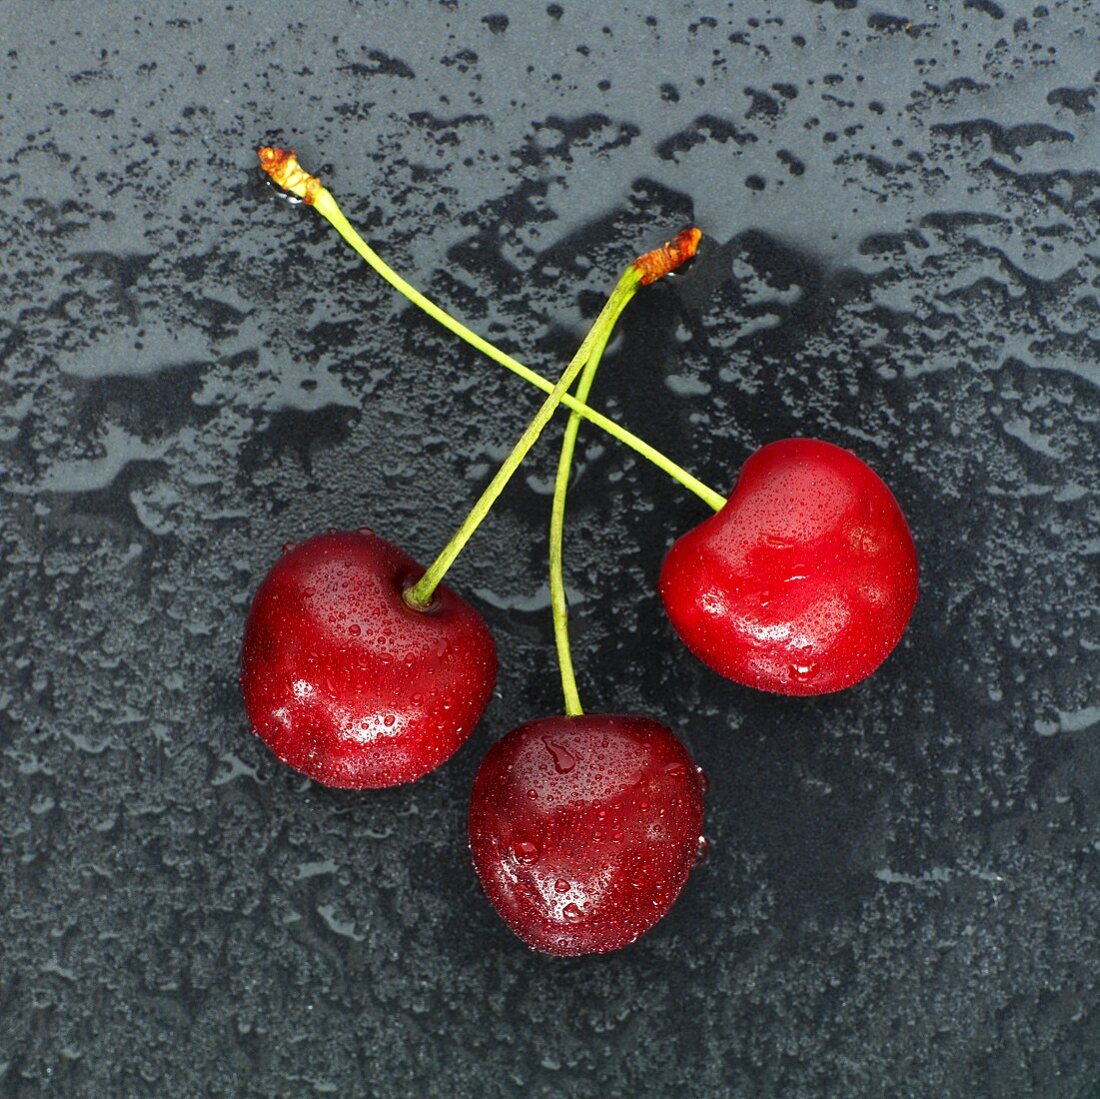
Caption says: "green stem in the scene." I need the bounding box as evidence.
[404,266,644,609]
[549,321,615,716]
[309,188,725,514]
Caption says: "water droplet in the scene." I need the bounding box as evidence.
[542,738,577,774]
[349,623,361,636]
[696,836,710,863]
[383,714,395,727]
[663,761,687,778]
[512,841,539,864]
[788,662,820,683]
[554,878,570,893]
[526,789,538,800]
[562,903,583,921]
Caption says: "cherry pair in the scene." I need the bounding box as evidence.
[242,150,918,956]
[244,532,705,953]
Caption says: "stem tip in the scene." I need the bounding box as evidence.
[634,227,703,285]
[257,147,323,205]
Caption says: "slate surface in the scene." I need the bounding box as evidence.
[1,3,1098,1096]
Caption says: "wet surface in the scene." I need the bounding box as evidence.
[1,3,1098,1096]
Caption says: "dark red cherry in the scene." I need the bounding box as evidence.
[659,438,918,696]
[240,530,497,788]
[468,714,706,956]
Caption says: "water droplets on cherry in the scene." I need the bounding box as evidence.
[542,738,577,774]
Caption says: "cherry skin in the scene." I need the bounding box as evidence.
[468,714,706,956]
[240,530,497,788]
[659,438,918,696]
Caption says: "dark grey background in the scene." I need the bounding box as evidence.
[2,2,1098,1096]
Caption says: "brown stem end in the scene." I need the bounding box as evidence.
[634,227,703,285]
[257,147,323,205]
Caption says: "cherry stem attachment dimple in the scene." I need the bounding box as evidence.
[403,265,644,610]
[256,148,725,514]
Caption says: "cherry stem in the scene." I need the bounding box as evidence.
[549,321,614,717]
[547,228,705,716]
[404,266,643,609]
[256,149,725,515]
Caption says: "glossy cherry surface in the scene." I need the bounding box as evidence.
[241,530,497,788]
[659,438,918,696]
[469,714,706,956]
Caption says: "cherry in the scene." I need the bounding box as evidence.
[463,232,706,956]
[659,438,918,695]
[240,530,497,788]
[468,714,706,956]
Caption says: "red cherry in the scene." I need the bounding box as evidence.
[468,714,706,956]
[659,438,918,696]
[240,530,497,788]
